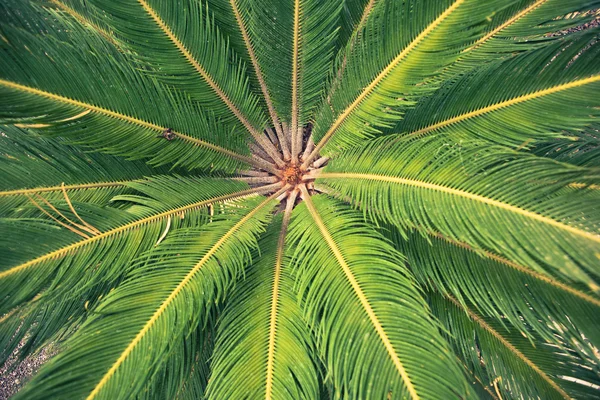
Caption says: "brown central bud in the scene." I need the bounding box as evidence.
[282,164,303,185]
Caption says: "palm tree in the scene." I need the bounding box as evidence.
[0,0,599,398]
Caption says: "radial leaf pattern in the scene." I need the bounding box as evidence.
[0,0,599,399]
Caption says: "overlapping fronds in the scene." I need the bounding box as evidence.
[2,0,599,398]
[67,0,284,162]
[207,217,319,399]
[307,0,512,160]
[439,0,600,78]
[0,1,253,172]
[431,294,600,399]
[318,135,600,289]
[287,195,469,399]
[386,228,600,353]
[395,31,600,146]
[13,195,279,400]
[0,178,253,314]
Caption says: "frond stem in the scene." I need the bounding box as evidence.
[0,79,276,173]
[48,0,121,48]
[228,0,290,160]
[290,0,302,164]
[0,182,125,197]
[265,189,298,399]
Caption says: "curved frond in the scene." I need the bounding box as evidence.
[287,193,469,399]
[305,0,511,165]
[207,211,319,399]
[0,2,263,172]
[289,0,342,162]
[73,0,283,164]
[431,293,600,399]
[318,135,600,289]
[206,0,290,157]
[397,32,600,146]
[0,125,173,216]
[439,0,600,78]
[385,228,600,352]
[0,178,266,314]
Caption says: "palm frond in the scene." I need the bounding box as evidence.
[430,293,600,399]
[385,227,600,352]
[72,0,284,163]
[287,193,469,399]
[0,125,172,217]
[440,0,600,79]
[396,31,600,146]
[305,0,512,165]
[289,0,342,161]
[337,0,378,51]
[0,178,260,314]
[0,1,261,172]
[138,310,217,400]
[318,135,600,289]
[207,214,319,399]
[13,193,281,400]
[206,0,290,155]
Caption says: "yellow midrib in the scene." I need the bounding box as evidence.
[49,0,120,48]
[447,295,571,400]
[305,0,464,168]
[265,190,297,399]
[0,79,258,167]
[0,182,125,197]
[229,0,282,133]
[463,0,548,53]
[136,0,284,166]
[326,0,378,105]
[318,172,600,244]
[86,187,285,400]
[0,185,279,280]
[301,186,420,400]
[290,0,301,162]
[408,75,600,137]
[426,230,600,307]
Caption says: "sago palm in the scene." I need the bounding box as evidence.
[1,0,599,399]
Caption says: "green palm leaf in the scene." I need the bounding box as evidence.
[306,0,513,163]
[386,228,600,352]
[318,135,600,289]
[207,216,319,399]
[431,293,600,399]
[287,195,469,399]
[395,31,600,146]
[13,194,280,399]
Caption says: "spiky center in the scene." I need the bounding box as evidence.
[245,124,327,208]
